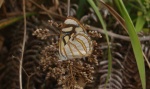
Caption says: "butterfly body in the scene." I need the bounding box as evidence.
[59,17,93,60]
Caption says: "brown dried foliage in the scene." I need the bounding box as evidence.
[0,0,150,89]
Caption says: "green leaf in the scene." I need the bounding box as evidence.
[135,15,146,32]
[0,13,35,29]
[114,0,146,89]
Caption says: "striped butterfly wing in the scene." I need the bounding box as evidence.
[59,17,93,60]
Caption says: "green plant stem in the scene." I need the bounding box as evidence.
[87,0,112,88]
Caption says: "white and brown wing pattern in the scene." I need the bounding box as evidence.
[59,17,93,60]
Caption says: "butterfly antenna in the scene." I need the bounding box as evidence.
[67,0,70,17]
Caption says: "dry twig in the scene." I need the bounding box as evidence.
[19,0,27,89]
[88,25,150,41]
[29,0,65,20]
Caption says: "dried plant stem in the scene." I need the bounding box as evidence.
[67,0,70,16]
[143,52,150,69]
[88,25,150,42]
[29,0,65,20]
[19,0,27,89]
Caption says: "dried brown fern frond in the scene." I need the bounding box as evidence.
[23,39,46,89]
[146,67,150,89]
[141,41,150,89]
[123,50,141,89]
[96,43,123,89]
[2,24,25,89]
[80,8,98,24]
[0,44,8,88]
[22,16,60,89]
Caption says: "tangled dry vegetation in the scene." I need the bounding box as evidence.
[0,0,150,89]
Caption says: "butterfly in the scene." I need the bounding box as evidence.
[58,17,93,60]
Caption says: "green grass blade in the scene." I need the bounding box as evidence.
[135,15,146,32]
[114,0,146,89]
[0,13,35,29]
[87,0,112,88]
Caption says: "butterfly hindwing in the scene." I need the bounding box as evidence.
[59,17,93,60]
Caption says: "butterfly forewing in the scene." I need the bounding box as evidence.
[59,17,93,60]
